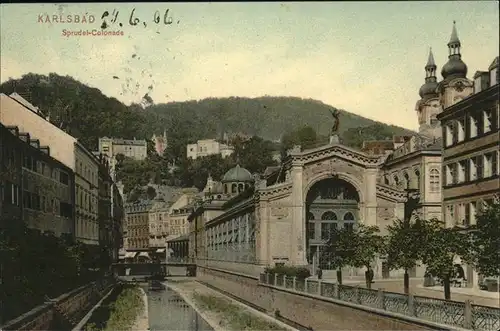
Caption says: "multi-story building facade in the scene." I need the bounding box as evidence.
[75,144,100,246]
[1,123,75,237]
[1,92,100,247]
[152,131,168,156]
[187,139,234,160]
[95,152,113,263]
[124,200,152,250]
[148,187,198,250]
[98,137,147,172]
[112,183,125,261]
[148,196,170,249]
[1,124,23,225]
[436,56,499,289]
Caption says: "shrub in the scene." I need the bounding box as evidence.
[264,265,311,279]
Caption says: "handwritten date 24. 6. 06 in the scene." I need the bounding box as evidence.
[100,9,178,29]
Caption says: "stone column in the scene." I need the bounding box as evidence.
[256,201,269,265]
[364,169,378,227]
[291,164,308,265]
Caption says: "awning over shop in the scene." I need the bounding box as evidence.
[124,252,137,258]
[156,248,165,253]
[138,252,150,258]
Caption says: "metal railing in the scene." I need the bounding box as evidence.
[259,273,500,331]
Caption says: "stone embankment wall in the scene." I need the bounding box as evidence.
[197,267,435,331]
[1,278,115,331]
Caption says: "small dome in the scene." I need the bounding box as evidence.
[419,81,438,98]
[222,164,253,183]
[441,58,468,80]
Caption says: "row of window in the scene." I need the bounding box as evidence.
[307,211,356,221]
[444,151,498,186]
[76,185,98,213]
[2,182,72,218]
[76,160,97,186]
[2,146,70,186]
[127,214,149,225]
[445,199,494,227]
[75,219,99,240]
[444,107,498,148]
[383,168,441,193]
[128,239,149,249]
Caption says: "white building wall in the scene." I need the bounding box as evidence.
[0,93,76,170]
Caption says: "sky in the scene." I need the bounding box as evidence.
[0,2,499,131]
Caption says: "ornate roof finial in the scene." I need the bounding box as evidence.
[449,20,460,45]
[426,47,436,67]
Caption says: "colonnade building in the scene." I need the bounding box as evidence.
[187,23,499,282]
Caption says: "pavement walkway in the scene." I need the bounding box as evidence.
[316,277,499,308]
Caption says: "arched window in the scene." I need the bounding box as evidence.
[321,211,337,220]
[429,169,440,192]
[224,185,228,194]
[414,169,421,190]
[384,176,390,185]
[307,212,315,239]
[393,175,400,187]
[238,183,244,192]
[403,172,410,189]
[231,183,237,193]
[343,212,355,230]
[344,212,355,221]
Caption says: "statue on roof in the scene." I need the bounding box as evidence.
[328,108,340,134]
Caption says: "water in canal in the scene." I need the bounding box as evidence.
[145,285,214,331]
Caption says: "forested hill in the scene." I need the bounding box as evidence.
[0,73,415,153]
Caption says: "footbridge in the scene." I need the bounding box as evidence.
[112,261,196,277]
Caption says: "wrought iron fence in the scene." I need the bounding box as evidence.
[259,273,500,331]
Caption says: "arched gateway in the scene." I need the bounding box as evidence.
[305,178,361,270]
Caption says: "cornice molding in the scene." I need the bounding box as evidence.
[284,144,382,170]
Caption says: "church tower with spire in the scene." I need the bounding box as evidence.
[437,21,473,109]
[416,48,441,138]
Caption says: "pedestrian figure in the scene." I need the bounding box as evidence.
[317,268,323,280]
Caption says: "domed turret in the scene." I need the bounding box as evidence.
[441,21,468,80]
[221,164,254,195]
[419,48,438,99]
[222,164,253,183]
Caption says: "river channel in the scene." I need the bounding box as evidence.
[144,285,214,331]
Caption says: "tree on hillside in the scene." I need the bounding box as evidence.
[146,139,156,158]
[420,218,469,300]
[146,186,157,200]
[341,124,399,149]
[467,199,500,278]
[384,218,429,294]
[280,126,319,157]
[231,136,277,174]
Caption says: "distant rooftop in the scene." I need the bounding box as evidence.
[100,137,147,146]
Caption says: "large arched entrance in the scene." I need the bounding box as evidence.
[305,178,361,270]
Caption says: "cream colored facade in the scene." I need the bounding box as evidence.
[98,137,147,172]
[187,139,234,160]
[148,197,170,248]
[1,92,100,245]
[74,144,100,245]
[148,191,197,248]
[125,200,152,250]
